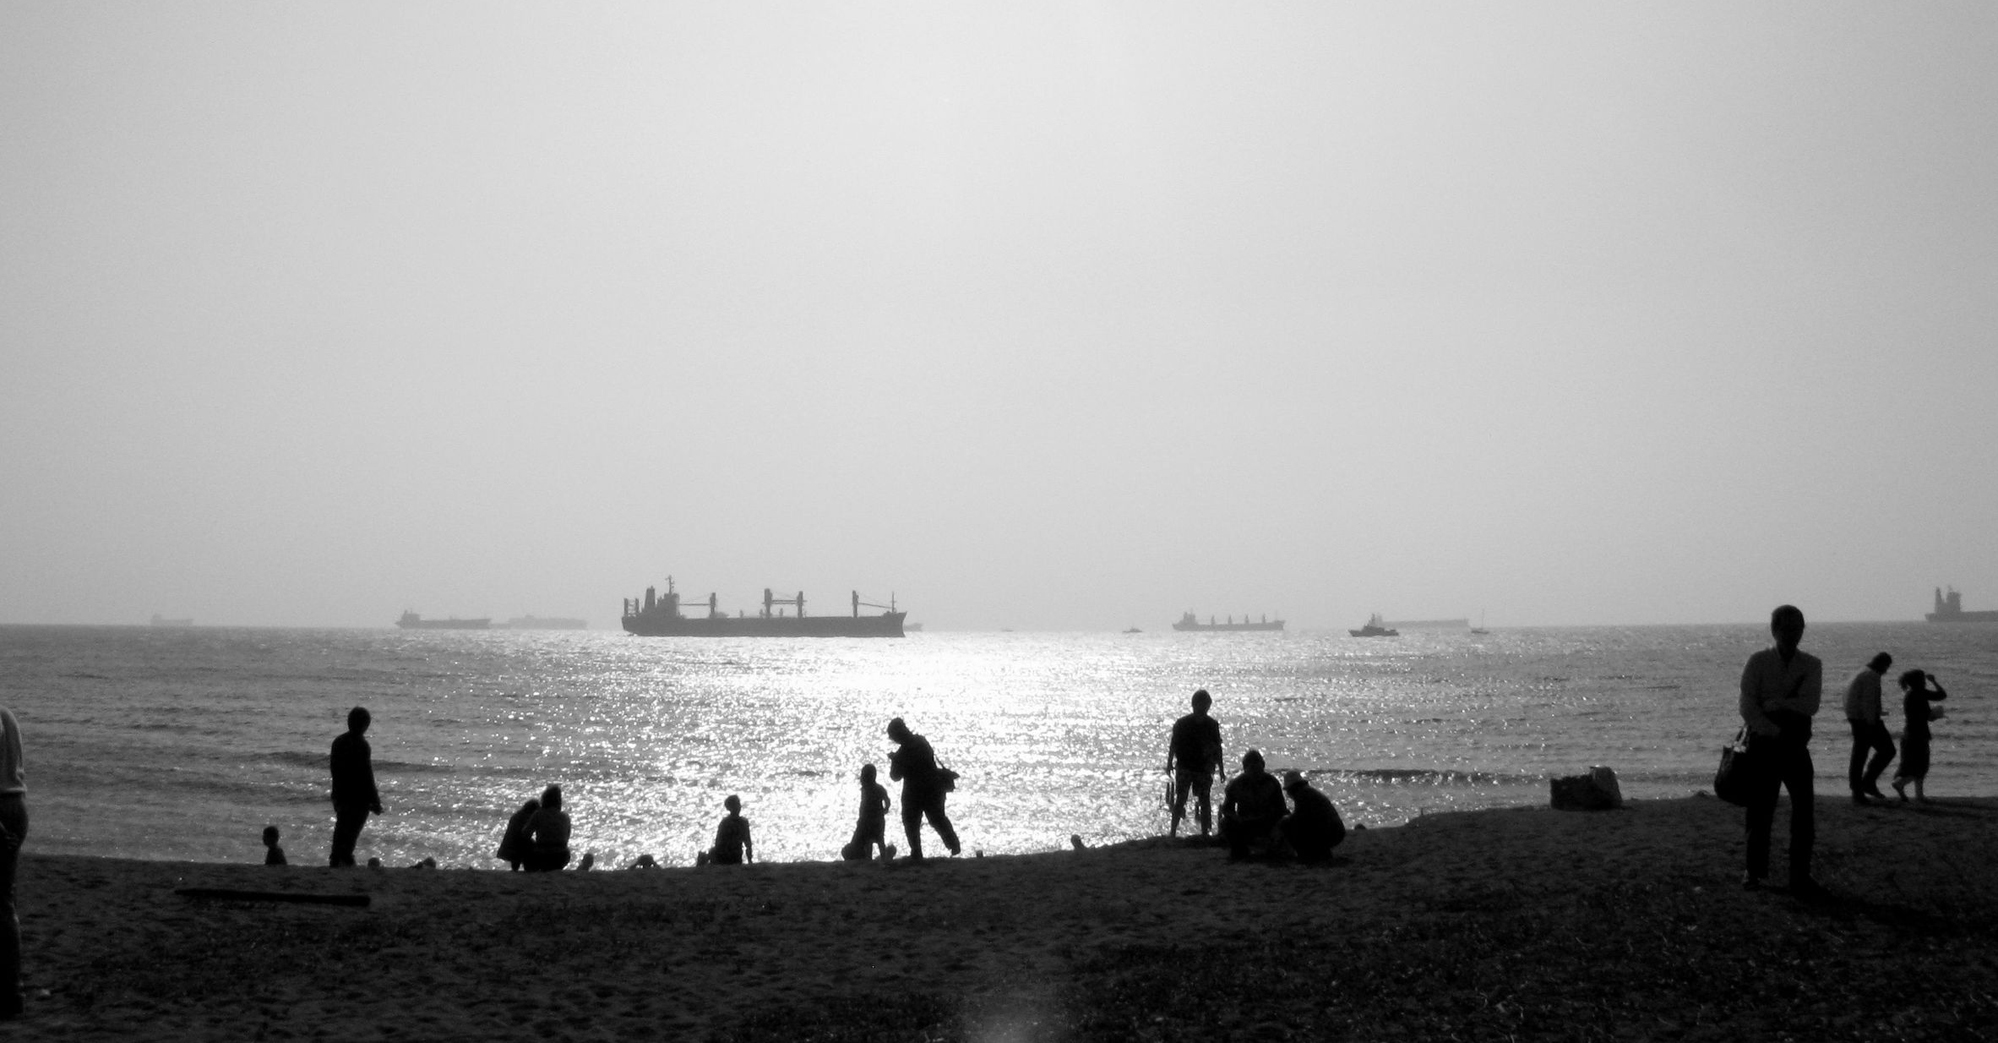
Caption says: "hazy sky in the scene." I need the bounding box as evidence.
[4,4,1994,630]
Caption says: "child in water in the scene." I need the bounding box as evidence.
[262,825,286,865]
[708,794,754,865]
[846,763,895,860]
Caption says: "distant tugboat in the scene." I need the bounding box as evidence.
[622,576,905,637]
[1172,612,1285,632]
[396,612,491,630]
[1926,587,1998,623]
[1348,614,1399,638]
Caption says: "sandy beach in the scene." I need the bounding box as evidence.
[9,794,1998,1041]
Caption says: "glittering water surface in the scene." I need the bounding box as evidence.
[4,622,1993,867]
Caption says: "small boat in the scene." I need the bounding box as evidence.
[1348,613,1399,638]
[1123,627,1142,634]
[1470,610,1490,635]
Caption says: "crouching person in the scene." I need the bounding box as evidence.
[1219,749,1286,860]
[1279,770,1345,863]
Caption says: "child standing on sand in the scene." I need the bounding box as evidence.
[707,795,753,865]
[262,826,286,865]
[845,764,895,861]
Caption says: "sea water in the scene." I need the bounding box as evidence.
[2,622,1992,868]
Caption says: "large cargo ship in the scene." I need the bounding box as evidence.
[1926,587,1998,623]
[1172,612,1285,632]
[396,612,491,630]
[622,577,905,637]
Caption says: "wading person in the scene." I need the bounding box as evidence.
[1,705,26,1020]
[887,717,960,860]
[328,706,383,868]
[1891,670,1949,803]
[1739,605,1825,899]
[1844,652,1896,803]
[1165,689,1224,838]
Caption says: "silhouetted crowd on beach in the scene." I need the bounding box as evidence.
[1736,604,1955,902]
[0,607,1977,1023]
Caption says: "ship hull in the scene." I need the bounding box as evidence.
[1171,621,1285,632]
[1927,611,1998,623]
[396,618,491,630]
[623,612,906,638]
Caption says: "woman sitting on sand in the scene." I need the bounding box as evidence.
[495,797,539,871]
[1892,671,1949,803]
[522,786,572,872]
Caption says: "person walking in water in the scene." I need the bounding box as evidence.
[1891,670,1949,803]
[1844,652,1896,803]
[887,717,960,860]
[1,705,28,1020]
[328,706,383,868]
[1165,689,1224,838]
[1739,605,1825,899]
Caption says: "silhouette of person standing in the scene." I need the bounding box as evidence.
[0,706,27,1020]
[887,717,960,860]
[1891,670,1948,803]
[1843,652,1896,803]
[1739,605,1825,898]
[328,706,383,868]
[1165,689,1224,837]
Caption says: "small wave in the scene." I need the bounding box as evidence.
[1313,767,1540,787]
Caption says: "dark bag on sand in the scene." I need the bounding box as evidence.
[1714,728,1758,807]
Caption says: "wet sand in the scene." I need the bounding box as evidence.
[10,794,1998,1041]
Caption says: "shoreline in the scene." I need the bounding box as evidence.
[12,794,1998,1041]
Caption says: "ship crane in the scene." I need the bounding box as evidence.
[852,591,897,617]
[763,588,806,618]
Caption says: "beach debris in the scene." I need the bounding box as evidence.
[1549,765,1624,811]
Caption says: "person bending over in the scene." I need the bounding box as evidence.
[1278,771,1346,863]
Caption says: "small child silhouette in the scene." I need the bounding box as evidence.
[262,825,286,866]
[708,795,753,865]
[843,763,895,860]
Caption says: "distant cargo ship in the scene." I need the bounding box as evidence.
[1349,614,1399,638]
[622,577,905,638]
[502,616,588,630]
[1172,612,1285,632]
[1383,617,1470,629]
[396,612,491,630]
[1926,587,1998,623]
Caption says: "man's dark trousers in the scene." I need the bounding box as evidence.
[1746,732,1815,886]
[1847,718,1895,795]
